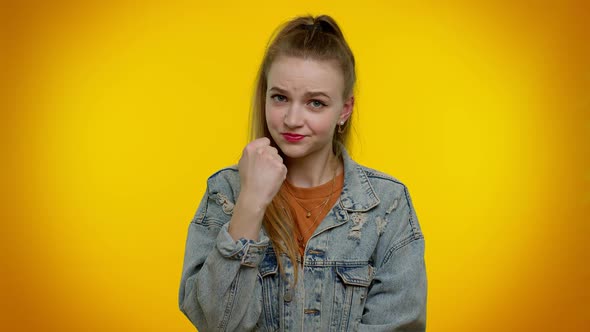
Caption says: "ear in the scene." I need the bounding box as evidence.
[338,95,354,123]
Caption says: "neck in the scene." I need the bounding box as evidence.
[285,146,341,188]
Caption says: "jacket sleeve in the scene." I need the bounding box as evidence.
[359,185,427,331]
[178,173,269,331]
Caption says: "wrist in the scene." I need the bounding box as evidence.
[237,190,271,215]
[228,195,267,242]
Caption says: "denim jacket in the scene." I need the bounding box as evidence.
[178,146,427,331]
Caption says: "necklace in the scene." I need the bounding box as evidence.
[299,173,336,232]
[285,160,340,249]
[284,184,331,218]
[283,160,339,218]
[296,188,332,247]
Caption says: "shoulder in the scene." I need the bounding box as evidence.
[355,162,410,197]
[352,162,424,253]
[205,164,241,202]
[360,164,406,186]
[351,161,417,219]
[207,164,239,183]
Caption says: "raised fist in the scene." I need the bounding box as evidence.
[238,137,287,208]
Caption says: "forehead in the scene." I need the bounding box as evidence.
[267,56,344,96]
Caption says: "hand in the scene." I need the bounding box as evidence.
[238,137,287,209]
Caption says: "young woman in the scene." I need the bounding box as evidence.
[179,14,427,331]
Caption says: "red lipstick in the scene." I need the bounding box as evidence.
[282,133,305,142]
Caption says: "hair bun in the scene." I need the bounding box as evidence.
[298,20,336,35]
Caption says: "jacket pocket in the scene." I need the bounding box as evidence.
[257,252,280,332]
[332,264,374,332]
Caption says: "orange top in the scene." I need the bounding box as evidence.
[281,170,344,257]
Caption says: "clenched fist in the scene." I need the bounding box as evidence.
[238,137,287,209]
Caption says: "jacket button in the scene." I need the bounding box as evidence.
[284,290,292,302]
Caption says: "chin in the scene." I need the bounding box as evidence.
[279,142,329,162]
[276,143,309,159]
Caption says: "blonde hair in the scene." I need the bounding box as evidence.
[249,14,357,282]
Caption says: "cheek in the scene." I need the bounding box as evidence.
[309,116,336,135]
[265,105,281,128]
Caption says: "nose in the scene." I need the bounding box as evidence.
[283,103,304,128]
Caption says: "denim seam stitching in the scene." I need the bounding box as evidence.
[381,233,423,267]
[218,269,240,330]
[402,186,421,238]
[195,187,209,224]
[358,167,381,208]
[365,171,406,185]
[197,218,226,228]
[303,260,369,267]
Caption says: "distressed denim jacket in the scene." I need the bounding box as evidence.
[178,145,427,331]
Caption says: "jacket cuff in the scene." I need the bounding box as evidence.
[216,223,270,268]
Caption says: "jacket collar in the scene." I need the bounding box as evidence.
[336,143,380,213]
[278,143,382,241]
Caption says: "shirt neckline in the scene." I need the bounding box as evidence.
[283,170,344,200]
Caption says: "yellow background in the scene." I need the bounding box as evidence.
[2,1,588,331]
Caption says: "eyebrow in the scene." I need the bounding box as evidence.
[268,86,332,100]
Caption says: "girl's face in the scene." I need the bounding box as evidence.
[265,56,353,162]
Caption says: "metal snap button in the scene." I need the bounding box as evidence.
[284,290,292,302]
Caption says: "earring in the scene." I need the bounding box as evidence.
[338,121,345,134]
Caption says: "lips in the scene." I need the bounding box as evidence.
[282,133,305,142]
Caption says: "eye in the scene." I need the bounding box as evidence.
[271,94,287,102]
[310,100,327,109]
